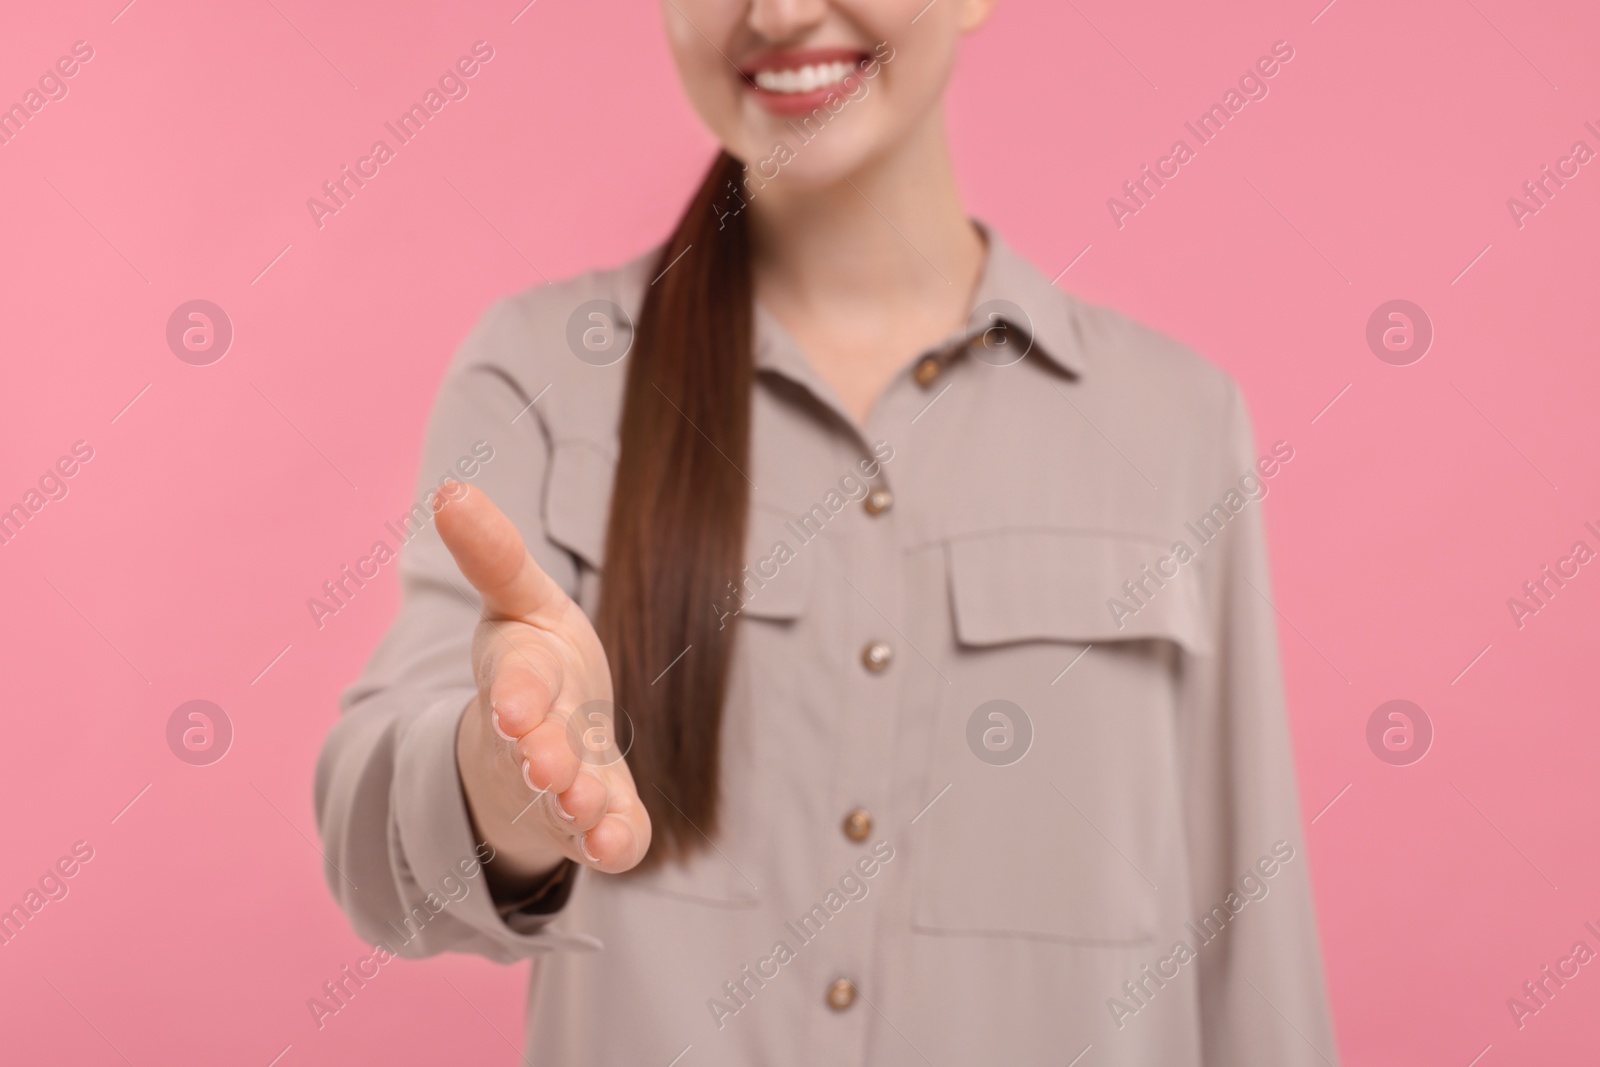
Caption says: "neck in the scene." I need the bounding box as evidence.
[746,106,985,312]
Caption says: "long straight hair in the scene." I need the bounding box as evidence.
[596,151,753,868]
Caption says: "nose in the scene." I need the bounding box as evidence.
[747,0,829,44]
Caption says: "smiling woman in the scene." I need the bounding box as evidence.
[314,1,1340,1064]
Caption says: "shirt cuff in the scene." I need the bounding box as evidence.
[391,690,602,957]
[494,858,580,918]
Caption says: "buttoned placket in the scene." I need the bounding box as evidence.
[754,306,962,1067]
[818,382,907,1067]
[747,226,1084,1057]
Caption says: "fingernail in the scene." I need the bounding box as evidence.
[491,706,515,742]
[552,795,576,822]
[579,834,599,865]
[521,760,538,791]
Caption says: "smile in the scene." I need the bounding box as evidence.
[752,60,859,95]
[740,48,871,115]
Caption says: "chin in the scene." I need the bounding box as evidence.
[724,113,885,186]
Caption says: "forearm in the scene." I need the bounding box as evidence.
[317,687,599,961]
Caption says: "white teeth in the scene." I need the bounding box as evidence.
[754,60,856,94]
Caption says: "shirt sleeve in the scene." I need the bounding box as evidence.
[1179,380,1340,1065]
[312,298,603,963]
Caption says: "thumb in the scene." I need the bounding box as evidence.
[433,481,567,623]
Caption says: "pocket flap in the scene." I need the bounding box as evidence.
[732,503,816,621]
[544,447,814,623]
[947,528,1213,656]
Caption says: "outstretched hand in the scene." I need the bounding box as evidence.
[436,482,651,883]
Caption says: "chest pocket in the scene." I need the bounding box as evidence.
[909,527,1211,945]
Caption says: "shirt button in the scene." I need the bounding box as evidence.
[842,808,873,842]
[864,489,893,516]
[825,978,858,1011]
[913,356,941,387]
[861,642,892,673]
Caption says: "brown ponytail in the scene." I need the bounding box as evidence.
[596,151,753,869]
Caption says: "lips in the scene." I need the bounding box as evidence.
[739,47,873,116]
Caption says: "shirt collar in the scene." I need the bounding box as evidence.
[960,221,1088,379]
[753,219,1088,386]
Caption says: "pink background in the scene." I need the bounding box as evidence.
[2,0,1597,1063]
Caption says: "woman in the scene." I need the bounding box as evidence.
[315,0,1339,1063]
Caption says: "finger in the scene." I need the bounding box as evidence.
[517,712,583,798]
[485,640,564,740]
[433,481,568,624]
[553,770,609,833]
[581,808,650,873]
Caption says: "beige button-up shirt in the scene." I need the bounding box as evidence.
[315,224,1339,1066]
